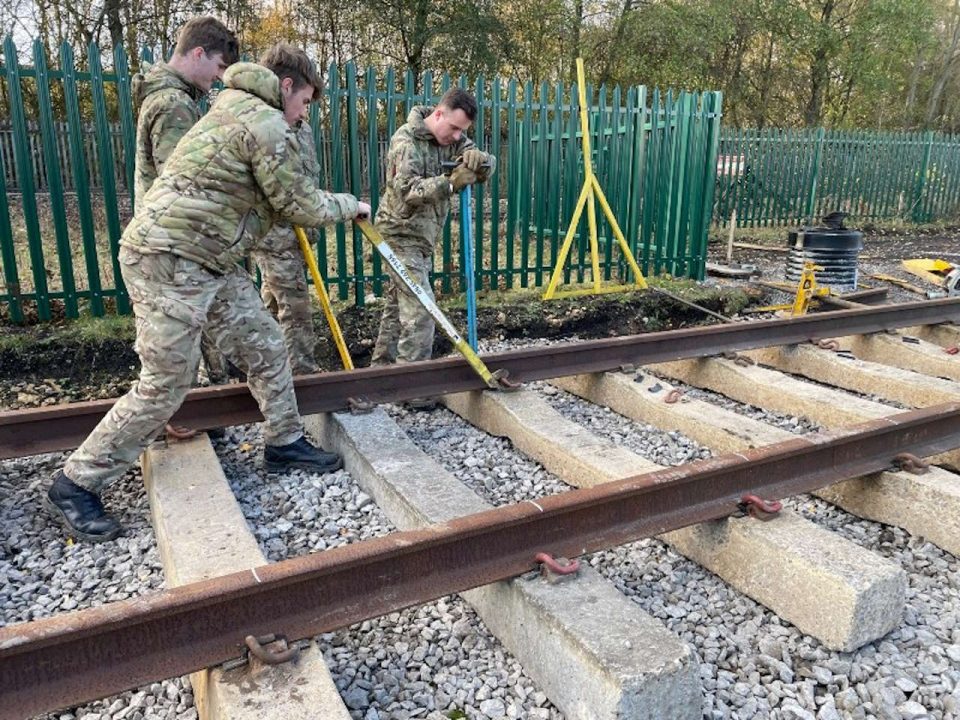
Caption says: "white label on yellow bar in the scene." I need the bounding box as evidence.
[377,242,463,342]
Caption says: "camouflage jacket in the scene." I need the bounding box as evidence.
[375,106,495,254]
[294,121,321,179]
[121,63,358,276]
[131,61,204,211]
[252,119,320,250]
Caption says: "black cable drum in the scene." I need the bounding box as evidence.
[785,213,863,292]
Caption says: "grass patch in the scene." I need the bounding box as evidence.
[0,327,35,352]
[61,313,135,345]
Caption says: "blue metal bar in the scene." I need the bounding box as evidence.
[460,186,478,350]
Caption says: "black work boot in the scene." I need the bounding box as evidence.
[43,471,122,543]
[263,436,343,474]
[405,397,438,411]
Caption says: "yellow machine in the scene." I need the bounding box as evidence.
[750,262,830,316]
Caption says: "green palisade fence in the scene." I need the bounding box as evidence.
[6,40,960,324]
[0,37,722,321]
[523,86,722,281]
[714,127,960,227]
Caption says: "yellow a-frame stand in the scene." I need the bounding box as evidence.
[542,58,647,299]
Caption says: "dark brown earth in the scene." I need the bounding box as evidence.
[4,220,958,411]
[0,283,755,410]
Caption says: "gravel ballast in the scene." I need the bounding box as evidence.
[0,452,189,720]
[214,423,562,720]
[389,352,960,720]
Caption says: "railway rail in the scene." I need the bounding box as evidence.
[2,298,960,719]
[2,297,960,460]
[3,403,960,718]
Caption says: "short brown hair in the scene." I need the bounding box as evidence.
[260,43,323,101]
[174,16,239,64]
[439,87,477,122]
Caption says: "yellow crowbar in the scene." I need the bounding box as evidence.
[295,225,354,370]
[355,219,518,391]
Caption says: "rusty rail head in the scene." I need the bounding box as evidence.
[2,298,960,461]
[3,402,960,718]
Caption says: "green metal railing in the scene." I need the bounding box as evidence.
[0,36,722,322]
[524,87,722,285]
[715,127,960,227]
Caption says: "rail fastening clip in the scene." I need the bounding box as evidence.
[220,633,303,671]
[535,552,580,583]
[738,494,783,521]
[893,453,930,475]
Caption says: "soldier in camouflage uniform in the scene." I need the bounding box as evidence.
[253,210,319,375]
[249,46,328,375]
[44,49,371,542]
[371,88,495,396]
[131,17,238,389]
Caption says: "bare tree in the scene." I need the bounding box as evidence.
[925,0,960,126]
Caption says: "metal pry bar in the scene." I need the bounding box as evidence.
[355,219,519,391]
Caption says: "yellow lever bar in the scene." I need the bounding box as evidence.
[295,225,353,370]
[354,219,517,391]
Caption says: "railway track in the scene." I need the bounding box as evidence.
[2,299,960,720]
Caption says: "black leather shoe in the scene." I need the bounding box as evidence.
[43,471,122,543]
[263,436,343,474]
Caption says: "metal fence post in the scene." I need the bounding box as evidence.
[913,130,935,223]
[60,41,105,317]
[4,36,51,320]
[33,39,79,318]
[804,126,826,225]
[88,41,129,314]
[0,119,23,322]
[698,91,724,280]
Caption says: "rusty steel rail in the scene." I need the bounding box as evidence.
[2,298,960,460]
[4,402,960,718]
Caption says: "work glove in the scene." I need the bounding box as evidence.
[450,165,478,192]
[460,148,486,171]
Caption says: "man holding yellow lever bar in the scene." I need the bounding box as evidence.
[297,221,517,394]
[250,47,370,375]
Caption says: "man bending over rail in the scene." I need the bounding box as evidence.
[43,45,371,543]
[132,16,239,392]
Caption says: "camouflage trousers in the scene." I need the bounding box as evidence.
[64,246,303,493]
[251,224,319,375]
[198,333,231,384]
[371,245,435,364]
[198,225,318,380]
